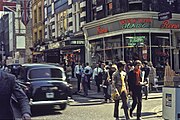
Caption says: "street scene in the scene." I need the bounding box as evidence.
[32,80,163,120]
[1,0,180,120]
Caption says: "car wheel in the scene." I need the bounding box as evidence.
[59,103,67,110]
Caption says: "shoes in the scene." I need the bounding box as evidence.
[109,99,114,103]
[129,109,133,118]
[115,117,119,120]
[102,100,107,103]
[145,96,148,100]
[137,117,142,120]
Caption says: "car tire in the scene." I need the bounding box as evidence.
[59,103,67,110]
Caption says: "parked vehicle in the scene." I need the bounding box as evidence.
[17,63,72,110]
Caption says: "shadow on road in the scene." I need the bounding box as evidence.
[119,112,158,120]
[31,106,62,117]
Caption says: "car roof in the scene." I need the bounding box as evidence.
[7,63,21,66]
[21,63,63,69]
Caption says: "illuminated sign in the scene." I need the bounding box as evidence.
[97,26,108,34]
[120,18,152,29]
[87,17,180,37]
[160,20,180,29]
[126,36,145,46]
[48,42,60,49]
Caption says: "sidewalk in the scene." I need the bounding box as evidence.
[69,77,162,99]
[69,77,163,119]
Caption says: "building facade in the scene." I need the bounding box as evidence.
[32,0,45,62]
[83,0,180,74]
[38,0,86,65]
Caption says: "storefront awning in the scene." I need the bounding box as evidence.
[60,45,84,50]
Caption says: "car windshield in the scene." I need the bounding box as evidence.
[28,68,63,80]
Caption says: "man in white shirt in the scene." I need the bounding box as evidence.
[84,63,92,90]
[93,63,103,92]
[74,62,83,92]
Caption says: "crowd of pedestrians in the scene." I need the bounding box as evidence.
[69,59,156,120]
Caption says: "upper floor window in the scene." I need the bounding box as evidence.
[72,2,80,32]
[57,10,68,36]
[107,2,112,15]
[38,6,42,22]
[39,30,42,40]
[34,9,37,24]
[47,0,52,5]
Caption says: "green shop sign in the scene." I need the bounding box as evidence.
[126,36,145,46]
[120,18,152,29]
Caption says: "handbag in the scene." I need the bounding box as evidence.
[111,88,120,100]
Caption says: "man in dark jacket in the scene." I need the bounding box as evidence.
[127,60,143,120]
[0,70,31,120]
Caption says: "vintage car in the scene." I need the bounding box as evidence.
[17,63,72,110]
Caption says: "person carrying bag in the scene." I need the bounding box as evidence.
[112,61,130,120]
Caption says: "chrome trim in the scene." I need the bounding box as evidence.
[29,100,67,106]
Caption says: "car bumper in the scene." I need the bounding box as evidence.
[29,99,68,106]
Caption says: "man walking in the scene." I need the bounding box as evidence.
[0,69,31,120]
[74,62,83,92]
[141,61,150,100]
[93,63,103,92]
[127,60,144,120]
[84,62,92,90]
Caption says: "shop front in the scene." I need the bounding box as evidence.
[83,11,180,73]
[61,36,85,65]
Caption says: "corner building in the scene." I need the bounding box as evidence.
[83,0,180,73]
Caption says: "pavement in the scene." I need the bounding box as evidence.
[69,77,163,119]
[69,77,163,99]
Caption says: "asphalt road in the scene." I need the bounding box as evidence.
[31,93,163,120]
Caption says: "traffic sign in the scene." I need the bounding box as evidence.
[158,11,172,21]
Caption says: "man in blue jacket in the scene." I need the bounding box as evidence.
[0,69,31,120]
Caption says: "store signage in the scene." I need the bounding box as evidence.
[86,17,180,37]
[158,11,172,21]
[96,5,103,12]
[127,36,145,46]
[120,18,152,29]
[39,46,45,51]
[97,26,108,34]
[70,40,84,45]
[48,42,60,49]
[160,20,180,29]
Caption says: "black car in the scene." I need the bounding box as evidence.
[17,63,72,110]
